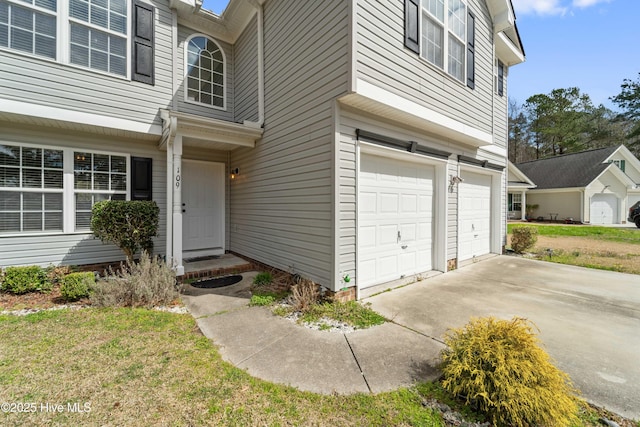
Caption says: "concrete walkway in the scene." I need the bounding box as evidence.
[182,257,640,420]
[181,271,444,395]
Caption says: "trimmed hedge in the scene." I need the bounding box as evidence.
[91,200,159,260]
[1,265,51,294]
[511,226,538,254]
[61,272,95,301]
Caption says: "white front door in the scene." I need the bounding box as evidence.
[591,194,618,224]
[182,160,225,255]
[459,171,492,262]
[358,153,434,289]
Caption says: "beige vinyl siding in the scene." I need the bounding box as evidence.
[0,0,174,128]
[229,0,349,288]
[355,0,495,134]
[234,15,259,123]
[176,26,234,121]
[0,125,166,268]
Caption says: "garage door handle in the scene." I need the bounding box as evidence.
[401,245,408,249]
[397,230,401,242]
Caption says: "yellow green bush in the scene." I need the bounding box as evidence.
[511,226,538,254]
[440,316,580,427]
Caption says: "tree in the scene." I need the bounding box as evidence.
[611,72,640,156]
[524,88,594,158]
[508,98,534,163]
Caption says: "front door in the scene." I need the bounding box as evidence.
[182,160,225,255]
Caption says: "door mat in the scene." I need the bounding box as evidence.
[184,255,221,263]
[190,275,243,289]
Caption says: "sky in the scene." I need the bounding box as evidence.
[201,0,640,110]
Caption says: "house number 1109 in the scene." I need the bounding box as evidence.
[175,167,181,188]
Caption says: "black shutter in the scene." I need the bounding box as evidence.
[131,157,152,201]
[404,0,420,54]
[466,11,475,89]
[497,60,504,97]
[132,0,154,85]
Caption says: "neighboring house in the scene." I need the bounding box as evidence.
[512,146,640,224]
[0,0,524,299]
[507,161,536,220]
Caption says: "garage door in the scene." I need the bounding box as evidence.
[458,171,491,262]
[358,153,434,289]
[591,194,618,224]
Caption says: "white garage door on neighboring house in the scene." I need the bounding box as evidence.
[458,171,492,262]
[358,153,434,289]
[591,194,618,224]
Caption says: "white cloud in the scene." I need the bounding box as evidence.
[513,0,612,15]
[513,0,568,16]
[572,0,611,8]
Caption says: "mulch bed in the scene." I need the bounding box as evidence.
[0,285,89,312]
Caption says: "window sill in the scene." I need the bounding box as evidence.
[0,231,96,238]
[184,99,227,112]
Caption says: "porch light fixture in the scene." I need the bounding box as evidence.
[449,175,463,193]
[230,167,239,179]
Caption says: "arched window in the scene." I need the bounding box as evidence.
[185,35,225,109]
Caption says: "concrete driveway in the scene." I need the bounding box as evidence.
[366,256,640,420]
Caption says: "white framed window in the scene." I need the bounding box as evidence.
[612,159,626,173]
[0,0,57,59]
[0,0,130,77]
[0,142,129,235]
[421,0,466,82]
[185,34,225,109]
[508,193,522,212]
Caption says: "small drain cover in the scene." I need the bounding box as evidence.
[190,275,243,289]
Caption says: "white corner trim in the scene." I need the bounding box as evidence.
[1,99,162,135]
[355,78,493,146]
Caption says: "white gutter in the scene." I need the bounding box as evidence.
[244,0,264,128]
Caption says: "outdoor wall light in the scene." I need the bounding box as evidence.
[448,175,464,193]
[230,168,239,179]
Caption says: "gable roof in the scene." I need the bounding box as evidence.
[516,146,620,189]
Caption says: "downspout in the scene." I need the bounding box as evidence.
[244,0,264,128]
[160,110,178,267]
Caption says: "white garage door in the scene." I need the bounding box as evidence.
[591,194,618,224]
[458,171,491,262]
[358,153,434,289]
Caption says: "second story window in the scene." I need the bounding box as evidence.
[69,0,128,76]
[421,0,466,82]
[185,35,225,109]
[0,0,57,59]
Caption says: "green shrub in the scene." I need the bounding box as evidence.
[91,200,159,261]
[90,252,179,308]
[252,272,273,287]
[511,226,538,254]
[440,316,579,427]
[0,266,51,294]
[61,272,95,301]
[249,294,276,306]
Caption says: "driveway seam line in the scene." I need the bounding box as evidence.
[235,329,298,366]
[343,334,372,393]
[389,321,447,346]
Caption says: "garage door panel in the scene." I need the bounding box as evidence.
[459,171,492,262]
[358,153,435,289]
[591,194,618,224]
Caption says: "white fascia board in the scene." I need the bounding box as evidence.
[508,161,536,186]
[527,187,584,194]
[354,78,493,147]
[591,163,636,187]
[605,145,640,175]
[496,32,524,66]
[1,98,162,135]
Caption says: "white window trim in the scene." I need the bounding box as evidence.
[0,0,131,79]
[183,33,227,111]
[420,0,467,84]
[0,141,130,237]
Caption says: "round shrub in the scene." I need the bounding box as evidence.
[61,272,95,301]
[440,316,579,427]
[510,226,538,254]
[1,266,51,294]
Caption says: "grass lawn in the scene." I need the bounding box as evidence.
[0,308,633,426]
[507,224,640,244]
[0,308,448,426]
[507,224,640,274]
